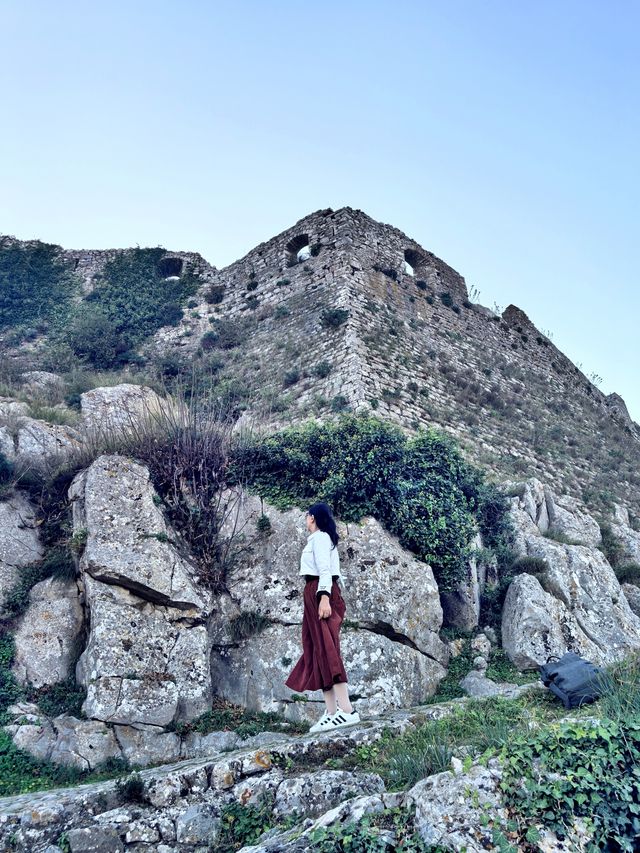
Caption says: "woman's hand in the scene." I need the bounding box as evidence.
[318,598,332,619]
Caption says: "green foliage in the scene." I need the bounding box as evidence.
[425,638,473,702]
[330,394,349,412]
[509,556,549,576]
[0,451,13,498]
[616,563,640,586]
[229,611,271,642]
[484,648,537,685]
[313,360,332,378]
[0,729,130,796]
[599,522,624,567]
[439,291,454,307]
[115,772,147,803]
[320,308,350,328]
[283,368,300,387]
[218,794,285,852]
[63,248,198,367]
[256,513,272,534]
[32,678,86,719]
[2,547,76,619]
[501,716,640,851]
[542,528,586,546]
[230,416,511,592]
[203,318,245,350]
[0,238,77,333]
[0,632,23,719]
[204,284,226,304]
[308,804,444,852]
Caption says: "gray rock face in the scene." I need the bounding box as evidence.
[407,762,507,852]
[71,455,212,727]
[175,804,221,845]
[0,491,43,608]
[12,576,84,688]
[80,383,167,434]
[211,623,446,719]
[6,714,120,770]
[112,725,182,766]
[503,482,640,668]
[66,827,124,853]
[0,424,15,461]
[271,770,385,818]
[611,504,640,565]
[212,492,447,717]
[16,418,81,467]
[440,533,487,632]
[623,583,640,618]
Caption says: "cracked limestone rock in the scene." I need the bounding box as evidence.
[12,576,84,688]
[503,487,640,668]
[0,491,43,608]
[211,623,446,719]
[71,455,212,726]
[80,383,168,434]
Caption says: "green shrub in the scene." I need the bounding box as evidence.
[246,280,258,292]
[313,361,332,378]
[330,395,349,412]
[320,308,349,328]
[274,305,291,319]
[276,278,291,287]
[509,556,549,576]
[256,514,272,534]
[206,319,244,350]
[308,804,438,852]
[0,238,77,333]
[33,678,86,718]
[204,284,225,304]
[172,697,308,739]
[230,416,510,592]
[115,772,147,803]
[63,248,199,367]
[0,452,13,498]
[616,563,640,586]
[416,279,428,291]
[2,547,77,619]
[283,368,300,388]
[0,632,23,718]
[599,522,624,567]
[439,292,454,307]
[200,330,218,351]
[229,611,271,642]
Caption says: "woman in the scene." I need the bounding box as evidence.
[285,501,359,733]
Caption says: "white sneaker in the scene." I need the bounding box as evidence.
[324,708,360,731]
[309,710,334,734]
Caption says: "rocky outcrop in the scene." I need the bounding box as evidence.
[0,491,43,608]
[12,576,84,688]
[16,419,81,468]
[611,503,640,565]
[211,492,447,718]
[502,480,640,668]
[70,455,212,727]
[80,384,167,434]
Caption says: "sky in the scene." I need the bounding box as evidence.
[2,1,639,422]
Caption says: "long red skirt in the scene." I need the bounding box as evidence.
[285,577,348,692]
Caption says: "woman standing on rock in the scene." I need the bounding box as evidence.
[285,501,360,733]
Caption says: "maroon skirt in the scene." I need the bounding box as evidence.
[285,577,348,692]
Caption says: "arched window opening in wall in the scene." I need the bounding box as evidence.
[285,234,311,267]
[158,257,184,279]
[404,248,433,285]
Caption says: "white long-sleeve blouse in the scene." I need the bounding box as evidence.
[299,530,342,598]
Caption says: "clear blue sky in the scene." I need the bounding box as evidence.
[2,1,639,422]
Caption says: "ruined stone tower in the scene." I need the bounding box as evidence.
[144,206,640,517]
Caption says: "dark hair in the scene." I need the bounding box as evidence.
[308,501,339,548]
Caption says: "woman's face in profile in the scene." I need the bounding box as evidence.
[305,511,315,532]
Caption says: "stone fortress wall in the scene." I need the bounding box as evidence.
[149,207,639,514]
[5,208,638,512]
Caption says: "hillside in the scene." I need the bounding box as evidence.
[3,207,638,521]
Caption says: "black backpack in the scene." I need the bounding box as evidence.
[539,652,606,709]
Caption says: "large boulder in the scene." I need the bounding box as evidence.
[503,485,640,668]
[70,455,212,727]
[16,418,81,468]
[12,576,84,688]
[5,714,121,770]
[211,623,446,719]
[80,383,167,434]
[0,491,43,608]
[611,503,640,565]
[210,492,448,716]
